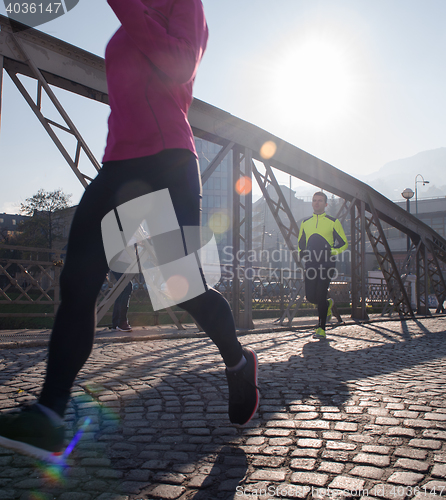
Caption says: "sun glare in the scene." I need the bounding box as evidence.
[272,38,357,127]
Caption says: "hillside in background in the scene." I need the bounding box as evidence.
[359,147,446,202]
[269,147,446,204]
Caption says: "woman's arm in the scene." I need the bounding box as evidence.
[107,0,208,83]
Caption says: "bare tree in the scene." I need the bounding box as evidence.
[18,189,72,249]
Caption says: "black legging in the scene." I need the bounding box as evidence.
[39,149,243,417]
[304,264,333,330]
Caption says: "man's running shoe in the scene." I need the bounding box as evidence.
[226,347,259,426]
[115,322,132,332]
[313,327,326,340]
[0,405,64,462]
[327,298,334,322]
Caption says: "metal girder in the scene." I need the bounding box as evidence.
[350,200,368,320]
[4,33,101,187]
[336,198,356,223]
[399,241,417,276]
[1,14,445,325]
[2,13,446,260]
[365,196,413,317]
[424,239,446,313]
[0,16,107,97]
[231,146,254,329]
[252,162,300,257]
[201,140,234,185]
[190,98,446,259]
[416,242,430,316]
[2,13,446,264]
[251,161,304,325]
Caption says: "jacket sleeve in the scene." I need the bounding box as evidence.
[331,219,348,255]
[107,0,208,84]
[298,224,306,253]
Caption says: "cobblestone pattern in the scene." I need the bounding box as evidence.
[1,318,446,500]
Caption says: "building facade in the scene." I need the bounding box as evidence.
[0,213,29,243]
[195,137,233,258]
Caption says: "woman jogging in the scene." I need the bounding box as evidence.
[0,0,259,461]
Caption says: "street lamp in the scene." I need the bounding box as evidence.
[415,174,429,215]
[402,188,414,252]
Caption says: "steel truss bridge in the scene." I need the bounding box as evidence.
[1,15,445,329]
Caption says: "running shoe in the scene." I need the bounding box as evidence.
[115,322,132,332]
[0,405,64,461]
[312,327,326,339]
[327,298,334,322]
[226,347,259,426]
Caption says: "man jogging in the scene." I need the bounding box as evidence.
[298,192,348,339]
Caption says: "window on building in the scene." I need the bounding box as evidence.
[199,158,209,172]
[12,219,16,225]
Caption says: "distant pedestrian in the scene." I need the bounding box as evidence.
[0,0,259,462]
[298,192,348,339]
[110,272,133,332]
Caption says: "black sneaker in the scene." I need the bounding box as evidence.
[225,347,259,426]
[0,405,64,462]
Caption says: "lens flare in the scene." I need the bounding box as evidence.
[235,176,252,196]
[63,417,92,459]
[260,140,277,160]
[39,463,65,486]
[31,394,116,492]
[208,212,230,234]
[166,275,189,301]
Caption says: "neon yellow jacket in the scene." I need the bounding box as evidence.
[298,212,348,264]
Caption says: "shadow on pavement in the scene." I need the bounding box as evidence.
[0,317,445,498]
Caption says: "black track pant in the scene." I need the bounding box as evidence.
[111,272,133,328]
[39,149,243,417]
[304,264,334,330]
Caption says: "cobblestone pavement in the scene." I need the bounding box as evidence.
[1,317,446,500]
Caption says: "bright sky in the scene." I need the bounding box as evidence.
[1,0,445,213]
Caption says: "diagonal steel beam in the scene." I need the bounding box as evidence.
[424,239,446,314]
[251,162,305,325]
[365,196,413,317]
[336,198,356,223]
[350,200,368,320]
[416,242,430,316]
[201,141,234,184]
[5,34,101,187]
[231,146,254,329]
[252,162,300,258]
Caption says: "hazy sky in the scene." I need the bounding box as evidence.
[1,0,445,213]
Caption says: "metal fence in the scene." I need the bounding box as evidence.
[0,244,63,324]
[0,246,417,328]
